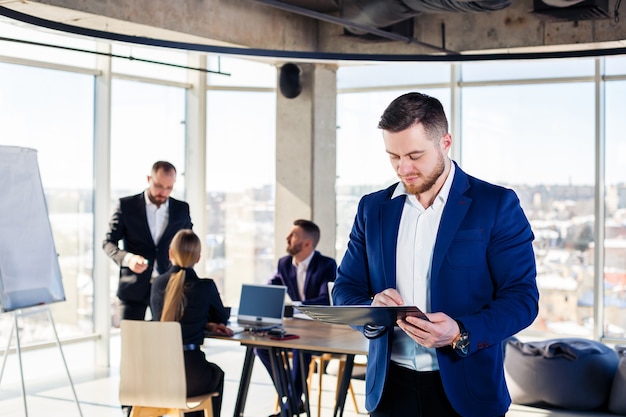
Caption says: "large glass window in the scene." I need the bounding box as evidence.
[605,56,626,75]
[206,86,276,308]
[461,78,596,337]
[335,73,450,260]
[461,58,595,82]
[604,79,626,339]
[110,79,187,197]
[108,79,186,324]
[206,56,276,88]
[0,19,96,68]
[337,62,451,89]
[111,43,188,83]
[0,63,94,343]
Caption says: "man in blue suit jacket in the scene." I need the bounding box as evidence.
[257,219,337,416]
[333,93,539,417]
[103,161,193,322]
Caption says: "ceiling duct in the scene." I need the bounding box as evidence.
[276,0,341,12]
[532,0,611,20]
[339,0,513,36]
[278,0,515,38]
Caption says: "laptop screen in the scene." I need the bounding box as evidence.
[237,284,287,326]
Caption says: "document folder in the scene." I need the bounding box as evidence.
[295,305,429,327]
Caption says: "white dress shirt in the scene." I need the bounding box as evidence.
[144,191,169,276]
[293,251,314,301]
[144,191,169,244]
[390,162,455,371]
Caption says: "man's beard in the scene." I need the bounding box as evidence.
[287,242,303,256]
[148,191,167,206]
[402,152,445,195]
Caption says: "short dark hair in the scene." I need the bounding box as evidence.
[378,92,448,141]
[294,219,321,248]
[152,161,177,175]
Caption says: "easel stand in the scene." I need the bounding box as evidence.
[0,305,83,417]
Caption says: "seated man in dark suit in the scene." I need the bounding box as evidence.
[255,219,337,417]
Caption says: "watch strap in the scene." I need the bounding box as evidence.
[452,319,470,356]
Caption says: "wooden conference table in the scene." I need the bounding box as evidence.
[207,317,369,417]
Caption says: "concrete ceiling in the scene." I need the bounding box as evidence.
[0,0,625,60]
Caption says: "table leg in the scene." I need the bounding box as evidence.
[333,354,355,417]
[298,350,311,417]
[233,346,255,417]
[269,347,297,416]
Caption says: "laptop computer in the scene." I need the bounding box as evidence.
[230,283,287,333]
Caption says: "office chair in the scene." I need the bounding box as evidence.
[119,320,218,417]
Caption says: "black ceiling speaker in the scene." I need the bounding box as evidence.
[279,63,302,99]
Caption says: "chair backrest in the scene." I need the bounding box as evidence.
[328,281,335,306]
[119,320,188,409]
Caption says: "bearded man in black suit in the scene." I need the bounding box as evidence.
[103,160,193,321]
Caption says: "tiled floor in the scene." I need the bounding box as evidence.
[0,334,615,417]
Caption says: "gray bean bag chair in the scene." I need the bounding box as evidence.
[608,346,626,414]
[505,337,619,411]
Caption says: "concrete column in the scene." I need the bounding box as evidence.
[275,63,338,261]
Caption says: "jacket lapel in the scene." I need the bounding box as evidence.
[135,193,153,243]
[380,186,405,289]
[302,251,319,296]
[431,165,471,281]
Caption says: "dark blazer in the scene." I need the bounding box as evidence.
[333,163,539,417]
[150,268,228,402]
[268,251,337,305]
[150,268,229,346]
[103,192,192,304]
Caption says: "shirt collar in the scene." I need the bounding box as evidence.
[391,161,456,209]
[292,250,315,269]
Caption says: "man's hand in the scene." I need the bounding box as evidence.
[397,312,460,349]
[128,255,149,274]
[370,289,461,347]
[372,288,405,307]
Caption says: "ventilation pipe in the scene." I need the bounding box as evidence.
[339,0,513,35]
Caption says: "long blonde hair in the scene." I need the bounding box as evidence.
[161,229,201,322]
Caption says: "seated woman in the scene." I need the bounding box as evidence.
[150,229,233,417]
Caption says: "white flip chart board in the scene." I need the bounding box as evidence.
[0,145,66,312]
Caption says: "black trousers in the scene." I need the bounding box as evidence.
[118,299,150,321]
[184,349,225,417]
[372,362,505,417]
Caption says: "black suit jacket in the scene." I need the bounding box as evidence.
[103,192,192,303]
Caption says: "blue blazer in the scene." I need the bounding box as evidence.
[103,192,193,304]
[268,251,337,305]
[333,163,539,417]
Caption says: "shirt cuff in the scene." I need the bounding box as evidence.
[122,252,133,267]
